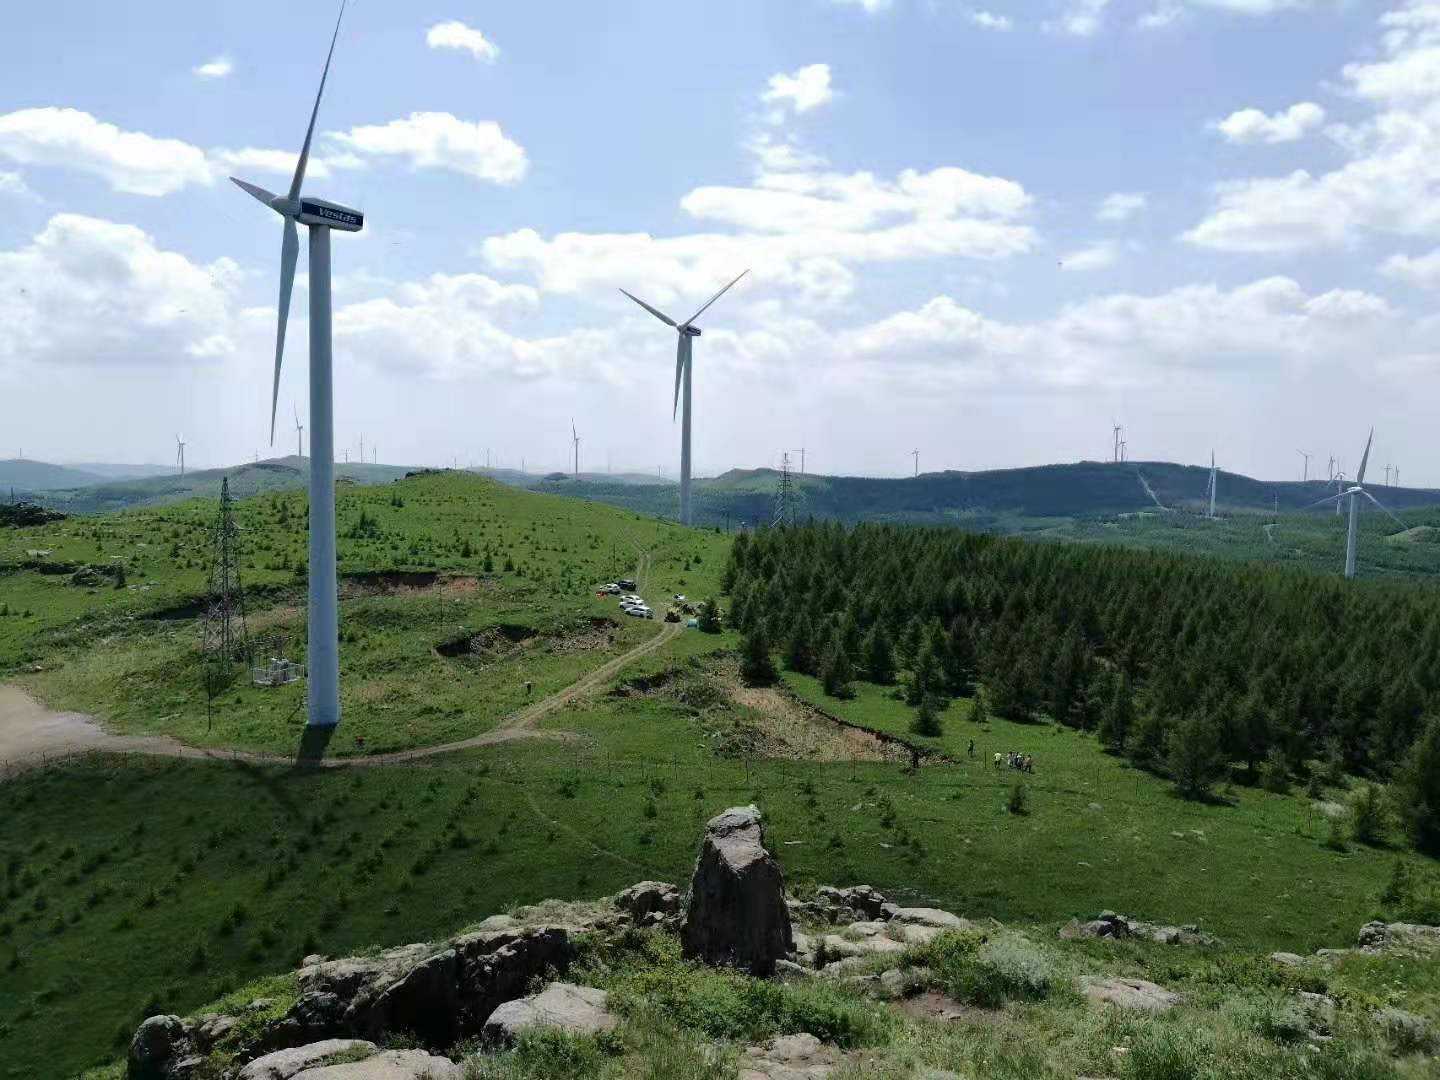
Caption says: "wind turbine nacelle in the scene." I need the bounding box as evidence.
[298,198,364,232]
[681,325,702,337]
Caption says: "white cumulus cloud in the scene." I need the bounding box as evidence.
[425,21,500,63]
[0,108,213,197]
[1097,192,1148,222]
[1046,0,1111,37]
[1213,102,1325,144]
[970,11,1015,30]
[1059,241,1121,270]
[193,56,234,80]
[0,214,242,371]
[761,64,835,120]
[326,112,527,185]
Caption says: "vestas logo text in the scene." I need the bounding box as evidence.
[301,203,361,226]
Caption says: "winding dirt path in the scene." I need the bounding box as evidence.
[0,620,683,780]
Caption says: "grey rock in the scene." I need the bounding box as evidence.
[482,982,617,1044]
[1269,952,1306,968]
[774,959,814,980]
[1083,976,1179,1011]
[1060,912,1219,947]
[887,907,968,931]
[1357,921,1440,953]
[739,1032,847,1080]
[680,805,793,976]
[614,881,681,925]
[814,885,888,921]
[291,1049,462,1079]
[128,1014,190,1080]
[454,925,574,1032]
[1375,1007,1439,1053]
[238,1041,379,1080]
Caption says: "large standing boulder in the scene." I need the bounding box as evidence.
[482,982,618,1044]
[681,805,793,976]
[127,1015,191,1080]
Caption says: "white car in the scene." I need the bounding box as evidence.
[600,584,622,595]
[673,594,688,603]
[625,606,653,619]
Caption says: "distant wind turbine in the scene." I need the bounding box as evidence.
[1296,449,1311,482]
[1306,428,1406,579]
[571,420,581,478]
[911,449,919,477]
[230,0,364,729]
[175,434,186,476]
[294,405,305,459]
[1204,451,1218,519]
[619,270,749,525]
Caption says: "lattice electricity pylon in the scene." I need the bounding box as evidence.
[201,477,250,666]
[773,451,803,528]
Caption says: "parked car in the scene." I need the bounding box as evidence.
[600,583,622,595]
[625,605,653,619]
[618,579,637,591]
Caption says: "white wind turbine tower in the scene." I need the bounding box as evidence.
[174,434,186,476]
[1297,449,1311,482]
[619,270,749,525]
[1307,428,1406,579]
[294,405,305,459]
[571,420,581,478]
[1204,451,1218,519]
[231,0,364,729]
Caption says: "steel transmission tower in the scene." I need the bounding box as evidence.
[202,477,251,665]
[773,452,801,527]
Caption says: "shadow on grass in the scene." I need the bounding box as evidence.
[295,724,338,768]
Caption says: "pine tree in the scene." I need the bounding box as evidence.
[739,623,777,687]
[698,597,722,634]
[1098,671,1132,752]
[941,617,976,695]
[907,640,940,707]
[911,694,943,737]
[821,635,854,699]
[970,691,990,727]
[784,612,816,675]
[863,623,896,685]
[1166,711,1226,800]
[1395,715,1440,853]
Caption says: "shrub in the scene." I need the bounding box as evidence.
[1347,782,1390,846]
[1394,715,1440,854]
[910,695,943,738]
[1007,784,1028,816]
[1259,749,1291,795]
[1166,711,1226,800]
[739,626,776,687]
[911,932,1058,1008]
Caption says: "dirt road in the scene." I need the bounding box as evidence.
[0,620,684,779]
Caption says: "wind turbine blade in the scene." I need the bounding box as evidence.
[618,288,676,327]
[672,336,684,421]
[1361,489,1408,529]
[231,177,282,210]
[290,0,348,202]
[1303,493,1344,511]
[270,218,300,445]
[1357,428,1374,485]
[684,269,749,326]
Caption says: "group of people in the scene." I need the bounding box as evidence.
[992,750,1034,773]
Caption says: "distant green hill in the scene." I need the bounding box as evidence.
[0,459,109,492]
[20,456,414,514]
[494,461,1440,527]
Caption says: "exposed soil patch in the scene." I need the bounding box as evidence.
[340,571,482,598]
[899,992,1006,1026]
[436,617,618,665]
[624,656,903,763]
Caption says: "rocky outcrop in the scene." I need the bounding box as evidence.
[290,1049,462,1079]
[1357,921,1440,954]
[1060,911,1220,947]
[739,1033,850,1080]
[1082,976,1179,1011]
[613,881,681,926]
[238,1041,378,1080]
[681,805,793,976]
[482,982,617,1044]
[128,1016,192,1080]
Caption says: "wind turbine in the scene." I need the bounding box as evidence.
[1297,449,1311,482]
[231,0,364,729]
[619,270,749,525]
[174,434,186,476]
[911,449,920,477]
[571,420,581,478]
[1204,451,1218,519]
[294,405,305,459]
[1306,428,1406,579]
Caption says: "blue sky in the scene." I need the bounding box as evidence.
[2,0,1438,484]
